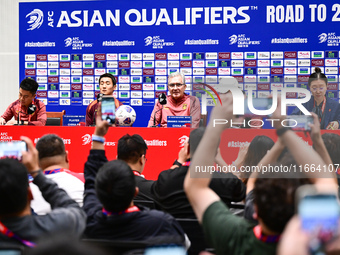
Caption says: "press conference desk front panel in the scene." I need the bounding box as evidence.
[0,126,337,180]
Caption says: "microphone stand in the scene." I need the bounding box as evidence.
[92,113,96,127]
[151,106,163,127]
[15,112,20,126]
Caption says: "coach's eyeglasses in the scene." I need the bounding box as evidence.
[168,83,184,88]
[310,87,325,92]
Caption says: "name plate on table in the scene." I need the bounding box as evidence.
[63,115,86,126]
[167,116,191,127]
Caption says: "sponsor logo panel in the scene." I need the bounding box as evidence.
[258,52,270,59]
[311,59,325,66]
[155,53,167,60]
[298,51,310,58]
[60,77,71,83]
[155,76,167,83]
[36,54,47,61]
[107,54,117,60]
[257,68,270,75]
[284,51,297,58]
[82,84,94,90]
[60,84,71,90]
[37,62,47,68]
[60,91,70,98]
[143,53,155,60]
[180,53,192,60]
[59,99,71,105]
[143,84,154,90]
[119,84,130,90]
[131,99,142,106]
[143,69,154,76]
[131,91,142,98]
[271,52,284,59]
[218,52,230,59]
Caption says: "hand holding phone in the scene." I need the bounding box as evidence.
[244,98,273,117]
[20,136,40,176]
[287,115,314,131]
[101,95,116,125]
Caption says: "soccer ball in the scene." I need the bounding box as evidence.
[115,105,136,127]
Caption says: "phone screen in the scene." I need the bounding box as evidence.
[287,115,314,131]
[0,250,23,255]
[101,96,116,124]
[299,194,340,242]
[144,246,186,255]
[0,141,27,161]
[244,98,273,116]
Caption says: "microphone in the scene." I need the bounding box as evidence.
[159,93,167,105]
[27,104,36,115]
[17,104,22,125]
[152,93,167,127]
[16,104,36,125]
[92,94,103,126]
[97,93,103,102]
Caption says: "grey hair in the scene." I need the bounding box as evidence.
[168,72,186,85]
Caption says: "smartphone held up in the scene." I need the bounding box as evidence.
[297,185,340,250]
[101,95,116,125]
[0,141,27,161]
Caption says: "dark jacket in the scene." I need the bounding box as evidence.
[0,173,86,244]
[291,96,340,129]
[152,162,246,218]
[83,150,185,241]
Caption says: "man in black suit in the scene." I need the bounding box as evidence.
[152,127,246,219]
[117,134,155,203]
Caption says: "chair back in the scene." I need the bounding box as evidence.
[46,110,66,126]
[175,218,213,255]
[82,238,184,255]
[82,239,147,255]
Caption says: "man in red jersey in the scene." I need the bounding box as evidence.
[85,73,122,126]
[0,78,46,126]
[148,72,201,128]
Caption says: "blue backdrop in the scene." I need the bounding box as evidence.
[20,0,340,126]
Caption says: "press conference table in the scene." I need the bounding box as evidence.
[0,126,338,180]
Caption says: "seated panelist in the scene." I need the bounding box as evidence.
[86,73,122,126]
[291,67,340,129]
[0,78,46,126]
[148,72,201,128]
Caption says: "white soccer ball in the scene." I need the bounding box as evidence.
[115,105,136,127]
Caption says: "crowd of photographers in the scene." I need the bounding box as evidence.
[0,93,339,255]
[1,68,340,255]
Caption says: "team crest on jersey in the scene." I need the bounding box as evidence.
[182,104,188,110]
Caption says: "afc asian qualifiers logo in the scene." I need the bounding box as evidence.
[178,135,189,148]
[229,35,238,45]
[318,32,340,46]
[144,36,153,46]
[26,9,44,31]
[144,35,174,49]
[65,37,73,47]
[318,33,327,43]
[81,134,92,145]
